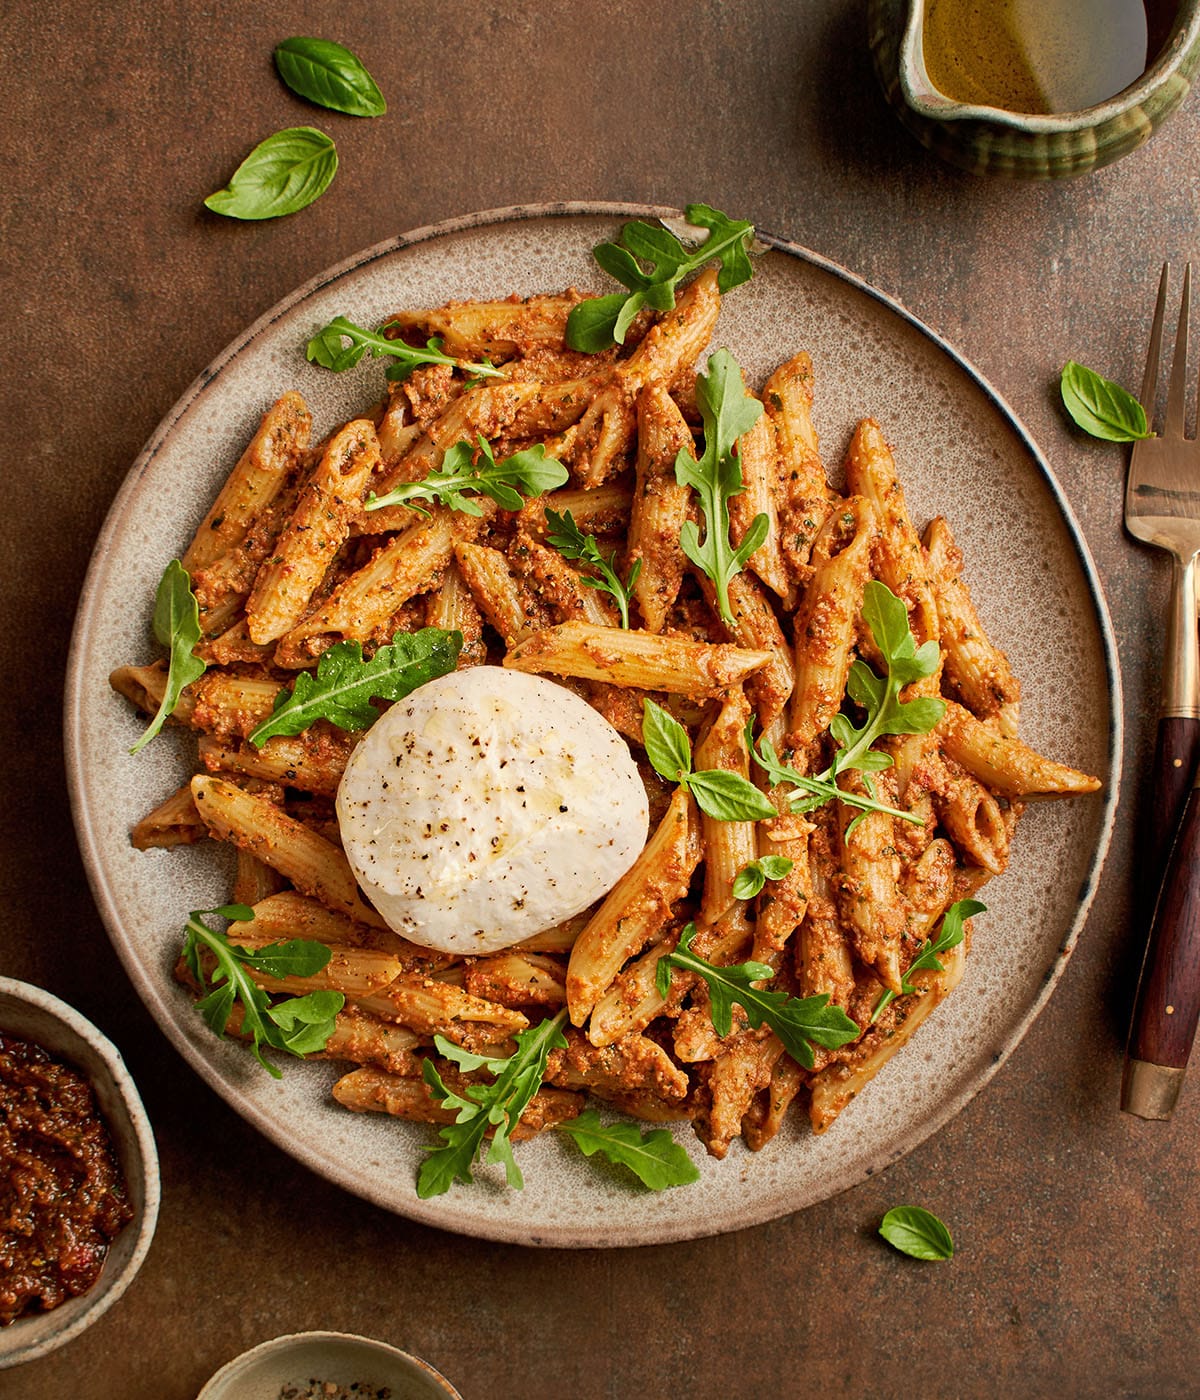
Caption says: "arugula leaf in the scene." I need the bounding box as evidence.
[731,855,794,900]
[1060,360,1152,442]
[204,127,337,220]
[183,906,344,1077]
[130,560,208,754]
[306,316,503,384]
[879,1205,954,1260]
[655,923,859,1070]
[871,898,986,1022]
[557,1108,700,1190]
[749,582,946,833]
[675,350,767,627]
[248,627,462,746]
[274,37,387,117]
[642,699,776,822]
[365,437,567,517]
[566,204,756,351]
[417,1009,569,1197]
[544,507,641,629]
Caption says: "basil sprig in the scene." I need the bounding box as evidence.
[1060,360,1152,442]
[204,127,338,220]
[642,699,776,823]
[274,37,387,116]
[731,855,794,900]
[130,560,207,754]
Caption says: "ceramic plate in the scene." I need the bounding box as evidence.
[65,203,1120,1247]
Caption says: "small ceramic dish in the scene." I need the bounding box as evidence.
[869,0,1200,176]
[0,977,160,1370]
[197,1332,463,1400]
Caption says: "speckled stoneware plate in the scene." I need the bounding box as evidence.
[65,203,1120,1247]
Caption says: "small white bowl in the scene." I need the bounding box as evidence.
[198,1332,463,1400]
[0,977,160,1370]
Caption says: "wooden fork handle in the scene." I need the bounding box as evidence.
[1148,715,1200,889]
[1123,761,1200,1118]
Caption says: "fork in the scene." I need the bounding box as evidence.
[1121,262,1200,1119]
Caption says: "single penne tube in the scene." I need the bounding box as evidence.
[751,805,815,965]
[189,673,287,738]
[627,384,695,633]
[454,540,550,647]
[845,418,939,650]
[382,291,587,360]
[246,420,381,644]
[513,910,592,954]
[937,701,1102,798]
[110,662,195,726]
[357,975,530,1041]
[504,621,772,696]
[793,827,855,1007]
[131,783,207,850]
[547,1026,689,1102]
[836,774,907,995]
[189,773,388,928]
[508,537,619,628]
[924,515,1021,734]
[526,481,633,538]
[275,505,476,666]
[899,837,957,943]
[695,687,758,925]
[809,940,967,1133]
[762,352,835,582]
[198,731,354,799]
[462,951,567,1010]
[698,570,795,728]
[332,1066,457,1124]
[742,1052,807,1152]
[729,406,791,602]
[788,495,878,749]
[231,849,286,907]
[586,927,681,1048]
[424,558,486,666]
[697,1031,785,1160]
[319,1006,422,1077]
[931,763,1011,874]
[183,391,311,574]
[194,618,277,668]
[566,785,701,1026]
[227,929,405,998]
[245,891,448,973]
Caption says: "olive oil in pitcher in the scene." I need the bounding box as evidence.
[922,0,1151,113]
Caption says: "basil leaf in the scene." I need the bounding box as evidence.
[130,560,207,753]
[204,127,337,221]
[1060,360,1151,442]
[267,990,346,1055]
[232,937,334,980]
[564,293,628,354]
[558,1108,700,1190]
[687,769,778,822]
[731,855,794,900]
[641,699,693,784]
[274,37,386,116]
[879,1205,954,1260]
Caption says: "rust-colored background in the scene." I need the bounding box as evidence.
[3,4,1197,1397]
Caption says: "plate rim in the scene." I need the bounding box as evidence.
[64,201,1122,1246]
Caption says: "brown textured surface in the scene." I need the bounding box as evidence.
[2,3,1197,1397]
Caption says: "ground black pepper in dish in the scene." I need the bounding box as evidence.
[0,1033,133,1325]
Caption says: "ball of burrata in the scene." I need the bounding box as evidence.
[335,667,649,954]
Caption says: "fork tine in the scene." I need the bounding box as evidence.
[1164,263,1192,438]
[1141,263,1170,415]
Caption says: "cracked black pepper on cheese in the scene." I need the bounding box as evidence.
[336,668,649,954]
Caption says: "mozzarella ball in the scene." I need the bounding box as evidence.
[335,667,649,954]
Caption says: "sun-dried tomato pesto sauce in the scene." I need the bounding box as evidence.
[0,1033,133,1325]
